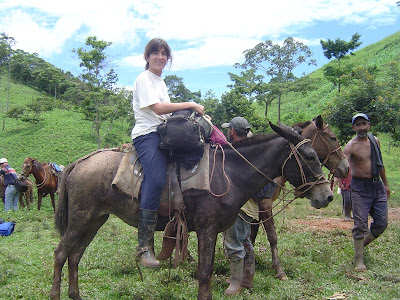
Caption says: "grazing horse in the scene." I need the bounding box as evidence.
[50,123,334,300]
[250,115,349,280]
[22,158,58,211]
[1,175,33,209]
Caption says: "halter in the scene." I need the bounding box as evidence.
[281,139,328,197]
[23,160,49,189]
[309,120,346,176]
[209,136,328,197]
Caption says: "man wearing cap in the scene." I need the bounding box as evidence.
[221,117,258,296]
[0,158,20,212]
[343,113,390,271]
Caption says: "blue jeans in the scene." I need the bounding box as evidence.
[5,184,19,212]
[223,212,254,260]
[133,132,168,211]
[351,178,388,240]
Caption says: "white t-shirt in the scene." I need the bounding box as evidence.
[131,70,171,139]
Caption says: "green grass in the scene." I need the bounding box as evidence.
[0,31,399,300]
[1,188,399,299]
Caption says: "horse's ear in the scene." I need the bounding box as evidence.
[314,115,324,130]
[269,122,302,145]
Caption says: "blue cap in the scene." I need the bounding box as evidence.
[352,113,369,125]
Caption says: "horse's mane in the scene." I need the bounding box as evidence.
[223,133,279,149]
[291,120,312,130]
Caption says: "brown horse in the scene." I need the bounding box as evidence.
[22,158,58,211]
[50,123,334,300]
[250,115,349,280]
[1,175,33,209]
[18,177,34,210]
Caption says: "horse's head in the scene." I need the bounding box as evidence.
[22,157,35,177]
[270,122,333,209]
[295,115,349,178]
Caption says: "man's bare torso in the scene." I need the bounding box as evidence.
[345,137,373,178]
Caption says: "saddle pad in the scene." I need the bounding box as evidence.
[111,150,143,199]
[111,144,210,199]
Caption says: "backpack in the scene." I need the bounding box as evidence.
[157,109,205,169]
[0,221,15,237]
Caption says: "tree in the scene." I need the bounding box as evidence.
[326,65,400,143]
[164,75,201,103]
[235,37,316,123]
[320,33,362,93]
[0,33,16,130]
[73,36,123,149]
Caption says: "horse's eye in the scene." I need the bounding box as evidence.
[330,136,336,141]
[306,155,315,161]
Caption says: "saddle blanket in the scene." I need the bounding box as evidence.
[111,143,210,200]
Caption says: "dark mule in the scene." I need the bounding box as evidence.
[1,175,33,209]
[50,123,334,300]
[250,115,349,280]
[22,158,58,211]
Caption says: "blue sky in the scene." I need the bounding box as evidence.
[0,0,399,98]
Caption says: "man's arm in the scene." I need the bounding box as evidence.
[375,137,390,198]
[379,168,390,199]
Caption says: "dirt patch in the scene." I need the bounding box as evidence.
[292,216,353,232]
[292,208,399,232]
[388,207,400,222]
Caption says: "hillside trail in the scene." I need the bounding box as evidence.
[291,207,399,232]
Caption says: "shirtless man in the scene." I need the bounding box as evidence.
[343,113,390,271]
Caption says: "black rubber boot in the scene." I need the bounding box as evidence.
[241,250,255,288]
[136,209,160,268]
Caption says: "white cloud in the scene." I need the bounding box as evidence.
[0,0,398,71]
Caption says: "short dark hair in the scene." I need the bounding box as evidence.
[144,38,172,70]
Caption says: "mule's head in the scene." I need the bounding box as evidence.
[270,122,333,209]
[295,115,349,179]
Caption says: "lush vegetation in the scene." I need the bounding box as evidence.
[0,31,399,299]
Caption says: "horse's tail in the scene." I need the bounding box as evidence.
[54,161,77,236]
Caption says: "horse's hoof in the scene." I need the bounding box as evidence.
[276,272,288,281]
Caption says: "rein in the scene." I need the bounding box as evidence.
[209,134,327,198]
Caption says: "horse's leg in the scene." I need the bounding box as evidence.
[67,215,109,300]
[19,193,25,208]
[26,191,31,210]
[37,192,42,210]
[29,186,33,203]
[51,231,80,300]
[259,198,287,281]
[196,228,217,300]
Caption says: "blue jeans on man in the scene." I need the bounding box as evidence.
[5,184,19,212]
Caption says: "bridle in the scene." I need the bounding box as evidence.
[210,136,328,198]
[309,121,346,177]
[23,159,49,189]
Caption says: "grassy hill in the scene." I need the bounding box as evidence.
[0,79,132,171]
[1,31,399,202]
[261,31,400,126]
[0,32,399,300]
